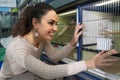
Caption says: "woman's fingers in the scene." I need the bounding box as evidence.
[77,31,83,38]
[98,50,107,55]
[99,49,117,59]
[75,23,85,34]
[102,58,118,63]
[100,63,114,66]
[72,23,85,44]
[109,49,118,55]
[95,58,118,68]
[92,49,118,68]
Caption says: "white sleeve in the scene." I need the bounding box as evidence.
[67,61,87,75]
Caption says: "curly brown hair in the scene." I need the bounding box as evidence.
[12,2,55,37]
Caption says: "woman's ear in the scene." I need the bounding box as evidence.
[32,18,39,28]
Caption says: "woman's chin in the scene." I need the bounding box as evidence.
[46,37,53,40]
[43,35,53,40]
[48,37,53,40]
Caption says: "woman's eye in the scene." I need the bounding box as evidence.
[48,22,54,25]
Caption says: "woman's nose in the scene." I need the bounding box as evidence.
[53,25,57,31]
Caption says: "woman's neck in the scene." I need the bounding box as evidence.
[23,32,40,48]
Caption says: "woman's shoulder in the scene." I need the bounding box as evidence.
[7,36,27,49]
[10,36,25,44]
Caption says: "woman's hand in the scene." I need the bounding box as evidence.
[85,49,118,69]
[70,23,85,47]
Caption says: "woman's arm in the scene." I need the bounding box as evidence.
[14,44,117,79]
[10,41,87,79]
[43,41,75,62]
[12,41,117,79]
[24,55,87,79]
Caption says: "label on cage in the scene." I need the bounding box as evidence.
[97,38,112,50]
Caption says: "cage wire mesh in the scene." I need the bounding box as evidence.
[82,0,120,75]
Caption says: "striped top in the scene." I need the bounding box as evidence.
[0,36,87,80]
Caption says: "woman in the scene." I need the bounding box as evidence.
[0,2,117,80]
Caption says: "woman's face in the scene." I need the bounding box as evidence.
[34,10,58,40]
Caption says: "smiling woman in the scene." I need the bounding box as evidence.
[0,2,118,80]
